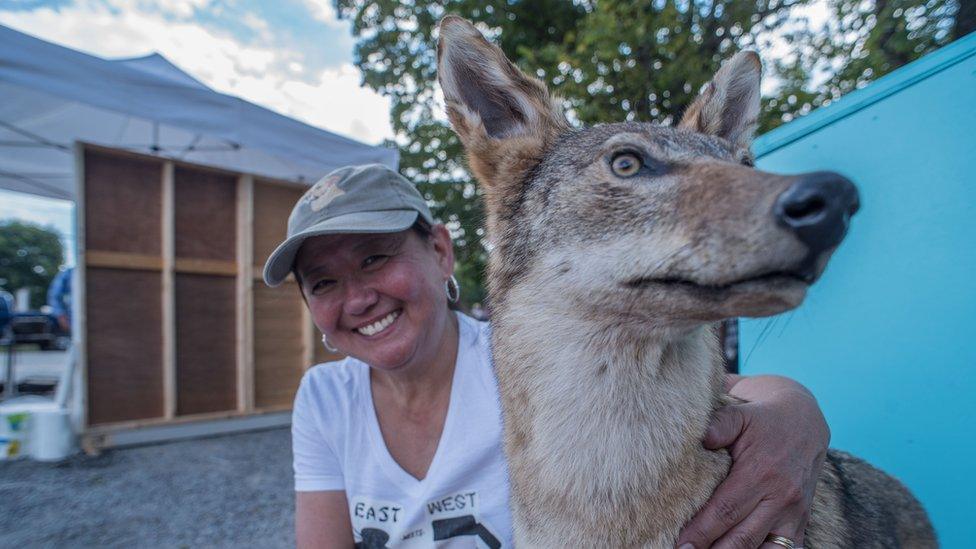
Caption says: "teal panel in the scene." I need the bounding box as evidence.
[742,34,976,548]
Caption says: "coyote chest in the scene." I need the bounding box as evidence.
[490,260,730,547]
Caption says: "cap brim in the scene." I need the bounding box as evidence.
[263,209,419,287]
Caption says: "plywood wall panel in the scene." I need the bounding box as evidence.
[86,267,164,425]
[252,181,303,268]
[253,282,305,408]
[174,167,237,261]
[84,151,162,255]
[175,273,238,415]
[81,146,319,429]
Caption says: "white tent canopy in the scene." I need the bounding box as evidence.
[0,24,398,201]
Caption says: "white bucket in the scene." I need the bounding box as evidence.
[0,396,77,461]
[30,408,75,461]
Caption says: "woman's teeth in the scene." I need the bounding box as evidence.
[356,311,399,336]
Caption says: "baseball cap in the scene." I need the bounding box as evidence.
[262,164,434,287]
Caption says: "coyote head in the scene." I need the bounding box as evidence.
[437,16,859,326]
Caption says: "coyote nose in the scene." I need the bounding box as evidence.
[775,171,859,255]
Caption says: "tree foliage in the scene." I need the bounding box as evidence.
[764,0,968,130]
[335,0,591,308]
[335,0,973,306]
[0,220,65,309]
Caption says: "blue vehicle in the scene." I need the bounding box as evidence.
[0,290,13,343]
[0,269,72,351]
[9,310,70,351]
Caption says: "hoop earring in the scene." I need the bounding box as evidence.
[445,275,460,304]
[321,334,338,353]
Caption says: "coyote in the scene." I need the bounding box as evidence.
[436,16,936,549]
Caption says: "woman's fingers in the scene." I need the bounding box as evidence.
[702,404,747,450]
[761,479,812,548]
[676,462,764,548]
[712,500,806,549]
[761,512,809,549]
[677,393,825,549]
[711,499,779,549]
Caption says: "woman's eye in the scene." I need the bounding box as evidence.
[610,152,643,177]
[311,279,335,295]
[363,255,389,269]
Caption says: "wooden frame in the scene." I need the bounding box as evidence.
[162,161,176,419]
[236,174,255,413]
[74,143,317,450]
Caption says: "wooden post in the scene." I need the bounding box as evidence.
[161,161,176,419]
[73,142,89,433]
[236,175,255,413]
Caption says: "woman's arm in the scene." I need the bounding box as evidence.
[676,374,830,549]
[296,491,355,549]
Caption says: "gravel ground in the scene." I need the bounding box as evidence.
[0,427,295,548]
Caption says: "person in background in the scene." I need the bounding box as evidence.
[264,165,831,548]
[47,267,72,333]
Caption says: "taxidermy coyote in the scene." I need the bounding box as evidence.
[437,16,936,549]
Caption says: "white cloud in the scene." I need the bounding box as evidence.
[279,64,392,143]
[298,0,340,25]
[0,190,72,230]
[123,0,212,19]
[0,1,393,144]
[240,11,273,42]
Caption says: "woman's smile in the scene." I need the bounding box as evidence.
[352,309,402,338]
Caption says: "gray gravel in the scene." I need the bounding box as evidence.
[0,427,295,548]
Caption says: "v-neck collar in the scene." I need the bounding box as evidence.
[363,312,468,494]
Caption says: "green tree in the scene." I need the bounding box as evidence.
[336,0,589,308]
[336,0,808,306]
[762,0,971,131]
[530,0,809,126]
[0,221,65,309]
[335,0,973,303]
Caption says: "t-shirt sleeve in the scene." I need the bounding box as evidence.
[292,371,345,492]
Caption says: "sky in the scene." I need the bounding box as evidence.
[0,0,396,267]
[0,0,832,270]
[0,0,393,144]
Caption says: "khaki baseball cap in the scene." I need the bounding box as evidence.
[263,164,433,287]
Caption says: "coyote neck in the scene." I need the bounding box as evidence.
[491,278,730,546]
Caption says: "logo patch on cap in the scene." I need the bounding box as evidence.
[303,174,345,212]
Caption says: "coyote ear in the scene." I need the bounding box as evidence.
[437,16,567,187]
[679,51,762,148]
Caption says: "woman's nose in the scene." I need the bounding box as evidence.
[343,280,378,316]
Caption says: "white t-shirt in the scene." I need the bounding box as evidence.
[292,312,513,548]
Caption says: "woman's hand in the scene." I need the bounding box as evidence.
[676,374,829,549]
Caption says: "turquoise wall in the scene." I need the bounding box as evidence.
[743,35,976,547]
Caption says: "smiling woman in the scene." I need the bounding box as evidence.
[263,164,512,548]
[263,163,837,549]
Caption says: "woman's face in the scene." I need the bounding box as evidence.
[294,225,455,372]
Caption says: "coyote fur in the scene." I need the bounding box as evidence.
[436,15,936,549]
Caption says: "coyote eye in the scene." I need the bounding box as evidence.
[610,152,643,177]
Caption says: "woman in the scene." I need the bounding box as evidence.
[264,164,829,549]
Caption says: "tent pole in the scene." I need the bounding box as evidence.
[72,142,88,435]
